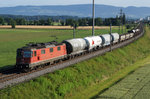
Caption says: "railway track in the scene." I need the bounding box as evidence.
[0,24,144,90]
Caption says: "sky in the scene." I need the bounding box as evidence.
[0,0,150,7]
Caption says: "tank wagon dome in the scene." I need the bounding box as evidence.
[84,36,102,50]
[62,38,87,54]
[111,33,119,43]
[100,34,112,46]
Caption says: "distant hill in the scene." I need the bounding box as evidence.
[0,4,150,18]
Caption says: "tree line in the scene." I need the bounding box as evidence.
[0,14,126,28]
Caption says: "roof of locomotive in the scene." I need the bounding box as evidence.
[20,41,64,50]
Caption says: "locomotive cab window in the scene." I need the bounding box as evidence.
[41,50,45,54]
[57,47,61,51]
[34,51,37,56]
[17,50,22,57]
[50,48,53,52]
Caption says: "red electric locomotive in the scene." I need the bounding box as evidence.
[16,41,67,71]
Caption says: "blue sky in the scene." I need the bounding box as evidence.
[0,0,150,7]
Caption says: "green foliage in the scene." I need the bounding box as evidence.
[95,18,103,26]
[0,17,5,25]
[15,18,26,25]
[60,20,65,26]
[0,14,129,26]
[10,19,16,29]
[78,18,88,26]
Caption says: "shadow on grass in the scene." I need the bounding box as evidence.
[0,65,20,75]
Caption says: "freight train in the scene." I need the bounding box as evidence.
[16,27,141,72]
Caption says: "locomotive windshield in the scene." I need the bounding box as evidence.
[23,51,32,58]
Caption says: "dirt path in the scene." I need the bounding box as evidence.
[97,64,150,99]
[0,25,117,29]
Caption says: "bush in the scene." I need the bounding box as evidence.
[10,19,16,29]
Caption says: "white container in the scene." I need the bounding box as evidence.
[100,34,111,46]
[129,33,134,38]
[132,30,136,33]
[126,34,130,39]
[136,29,140,32]
[120,35,126,41]
[84,36,102,50]
[111,33,119,44]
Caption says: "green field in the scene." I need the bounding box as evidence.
[0,27,121,69]
[1,26,148,99]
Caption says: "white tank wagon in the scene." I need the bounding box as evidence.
[135,29,140,32]
[111,33,119,44]
[120,34,126,42]
[129,33,134,38]
[128,29,136,33]
[84,36,102,51]
[125,33,130,39]
[100,34,112,46]
[62,38,87,54]
[132,30,136,33]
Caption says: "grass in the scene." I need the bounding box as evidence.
[0,26,145,99]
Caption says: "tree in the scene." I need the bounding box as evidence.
[78,18,88,26]
[87,18,93,26]
[70,20,79,38]
[95,18,103,26]
[104,18,111,26]
[65,19,74,26]
[33,20,39,25]
[126,24,131,29]
[15,18,26,25]
[39,19,45,25]
[0,17,5,25]
[122,13,126,24]
[10,19,16,29]
[60,20,65,26]
[45,18,52,25]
